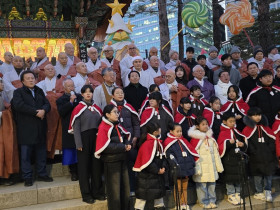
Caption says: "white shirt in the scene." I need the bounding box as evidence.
[36,77,56,95]
[72,73,88,93]
[101,57,115,67]
[214,79,233,105]
[30,57,48,71]
[86,59,102,73]
[55,62,70,76]
[159,81,177,108]
[3,68,24,102]
[165,60,177,70]
[124,68,154,88]
[93,83,117,110]
[0,63,14,75]
[194,77,204,87]
[147,66,162,79]
[67,55,74,66]
[120,55,134,84]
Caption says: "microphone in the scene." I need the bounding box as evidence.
[235,148,249,157]
[170,154,179,166]
[70,91,77,103]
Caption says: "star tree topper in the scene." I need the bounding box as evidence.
[107,0,126,16]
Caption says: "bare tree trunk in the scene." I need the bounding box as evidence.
[177,0,184,60]
[212,0,221,51]
[158,0,171,63]
[256,0,272,56]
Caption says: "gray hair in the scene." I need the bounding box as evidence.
[101,67,114,76]
[62,77,73,87]
[192,65,204,73]
[169,50,178,58]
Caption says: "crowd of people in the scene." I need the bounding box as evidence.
[1,42,280,210]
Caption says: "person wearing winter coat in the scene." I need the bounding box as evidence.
[163,123,199,210]
[95,104,132,210]
[213,54,242,86]
[206,46,222,71]
[189,117,224,209]
[239,62,258,101]
[174,97,196,141]
[214,71,233,105]
[230,46,248,78]
[246,69,280,127]
[189,85,208,117]
[221,85,249,131]
[202,96,222,140]
[133,122,167,210]
[140,91,174,141]
[272,108,280,161]
[69,85,103,203]
[217,113,247,205]
[187,65,215,101]
[110,87,140,194]
[242,107,277,203]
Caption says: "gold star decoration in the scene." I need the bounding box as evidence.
[106,0,126,16]
[126,20,135,32]
[108,19,114,28]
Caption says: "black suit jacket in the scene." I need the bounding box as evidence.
[12,85,50,145]
[56,93,82,148]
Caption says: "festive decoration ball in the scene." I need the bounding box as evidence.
[181,1,209,28]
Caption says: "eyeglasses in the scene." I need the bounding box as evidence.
[129,47,136,50]
[104,50,113,53]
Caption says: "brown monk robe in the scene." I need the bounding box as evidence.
[86,47,107,84]
[159,69,190,113]
[26,47,52,82]
[148,56,166,86]
[55,52,77,78]
[36,64,65,158]
[0,79,19,178]
[101,45,123,87]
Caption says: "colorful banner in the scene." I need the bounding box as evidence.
[0,38,78,61]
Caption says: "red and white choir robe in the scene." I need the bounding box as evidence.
[163,133,199,160]
[221,97,249,115]
[202,107,222,128]
[174,108,196,125]
[68,101,103,134]
[30,57,52,82]
[272,115,280,159]
[94,117,131,158]
[133,133,164,172]
[217,124,247,157]
[86,59,107,84]
[37,76,65,158]
[101,57,123,87]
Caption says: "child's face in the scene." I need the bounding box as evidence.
[192,89,201,98]
[197,120,209,133]
[170,125,182,138]
[149,99,158,108]
[250,115,262,123]
[210,99,221,111]
[152,128,161,137]
[228,87,237,100]
[223,117,236,128]
[181,103,191,111]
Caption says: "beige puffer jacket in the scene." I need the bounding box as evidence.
[188,126,224,183]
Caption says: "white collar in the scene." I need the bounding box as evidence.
[194,77,204,86]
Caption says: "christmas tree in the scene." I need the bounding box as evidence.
[103,0,135,61]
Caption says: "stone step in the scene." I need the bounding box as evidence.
[6,192,280,210]
[1,173,280,209]
[49,163,70,178]
[0,176,80,210]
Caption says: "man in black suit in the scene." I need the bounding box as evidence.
[56,78,82,181]
[12,70,52,187]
